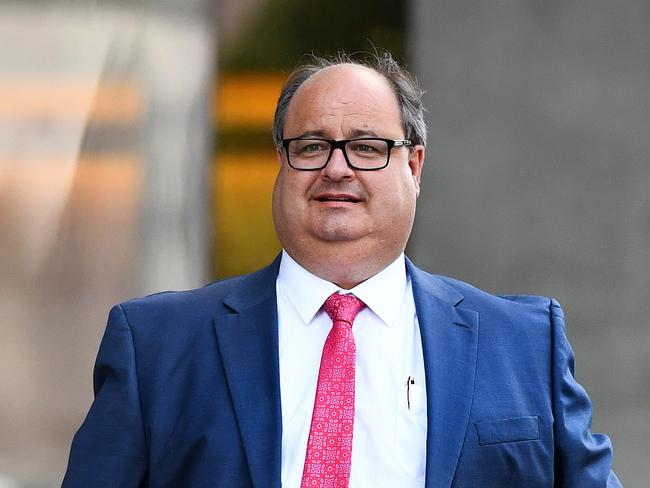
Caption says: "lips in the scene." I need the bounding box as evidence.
[313,193,362,203]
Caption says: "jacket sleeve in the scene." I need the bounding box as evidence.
[62,304,148,488]
[550,299,622,487]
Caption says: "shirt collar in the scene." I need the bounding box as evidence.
[277,250,408,327]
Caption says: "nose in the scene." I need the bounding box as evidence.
[321,147,355,181]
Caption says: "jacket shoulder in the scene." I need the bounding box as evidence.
[410,264,557,326]
[116,258,280,328]
[422,270,554,311]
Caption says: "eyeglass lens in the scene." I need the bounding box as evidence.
[287,139,389,170]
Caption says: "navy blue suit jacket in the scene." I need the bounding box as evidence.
[63,257,621,487]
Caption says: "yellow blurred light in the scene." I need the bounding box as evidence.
[0,80,142,123]
[216,73,285,128]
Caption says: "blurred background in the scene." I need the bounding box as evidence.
[0,0,647,486]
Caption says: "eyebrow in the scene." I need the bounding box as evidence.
[293,129,382,139]
[349,128,380,138]
[296,130,328,138]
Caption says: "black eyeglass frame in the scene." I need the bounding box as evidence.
[281,137,414,171]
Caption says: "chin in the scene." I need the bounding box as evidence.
[312,225,366,243]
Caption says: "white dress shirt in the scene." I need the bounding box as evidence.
[277,250,427,487]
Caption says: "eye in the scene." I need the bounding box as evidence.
[355,143,375,152]
[349,141,377,152]
[347,139,385,156]
[292,140,329,154]
[304,142,325,152]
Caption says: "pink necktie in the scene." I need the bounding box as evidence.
[301,292,366,488]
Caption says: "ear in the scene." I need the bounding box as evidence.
[276,145,284,165]
[408,145,425,196]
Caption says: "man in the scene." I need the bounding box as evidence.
[63,52,621,487]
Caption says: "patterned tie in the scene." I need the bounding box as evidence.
[301,292,366,488]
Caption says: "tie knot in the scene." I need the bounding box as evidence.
[323,292,366,326]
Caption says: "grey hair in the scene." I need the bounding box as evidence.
[272,50,428,148]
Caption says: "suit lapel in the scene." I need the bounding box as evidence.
[407,260,479,488]
[213,258,282,488]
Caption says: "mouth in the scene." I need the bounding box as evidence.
[313,193,362,204]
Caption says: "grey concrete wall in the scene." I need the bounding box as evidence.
[409,1,649,485]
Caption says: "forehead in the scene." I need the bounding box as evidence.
[284,64,402,137]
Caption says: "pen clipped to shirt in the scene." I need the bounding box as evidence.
[406,376,415,410]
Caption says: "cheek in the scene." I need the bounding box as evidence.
[400,166,420,201]
[273,170,313,213]
[371,169,417,205]
[380,176,418,226]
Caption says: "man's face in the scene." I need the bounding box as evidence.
[272,64,424,280]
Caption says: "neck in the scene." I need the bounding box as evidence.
[284,242,403,289]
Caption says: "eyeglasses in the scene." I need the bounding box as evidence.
[281,137,413,171]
